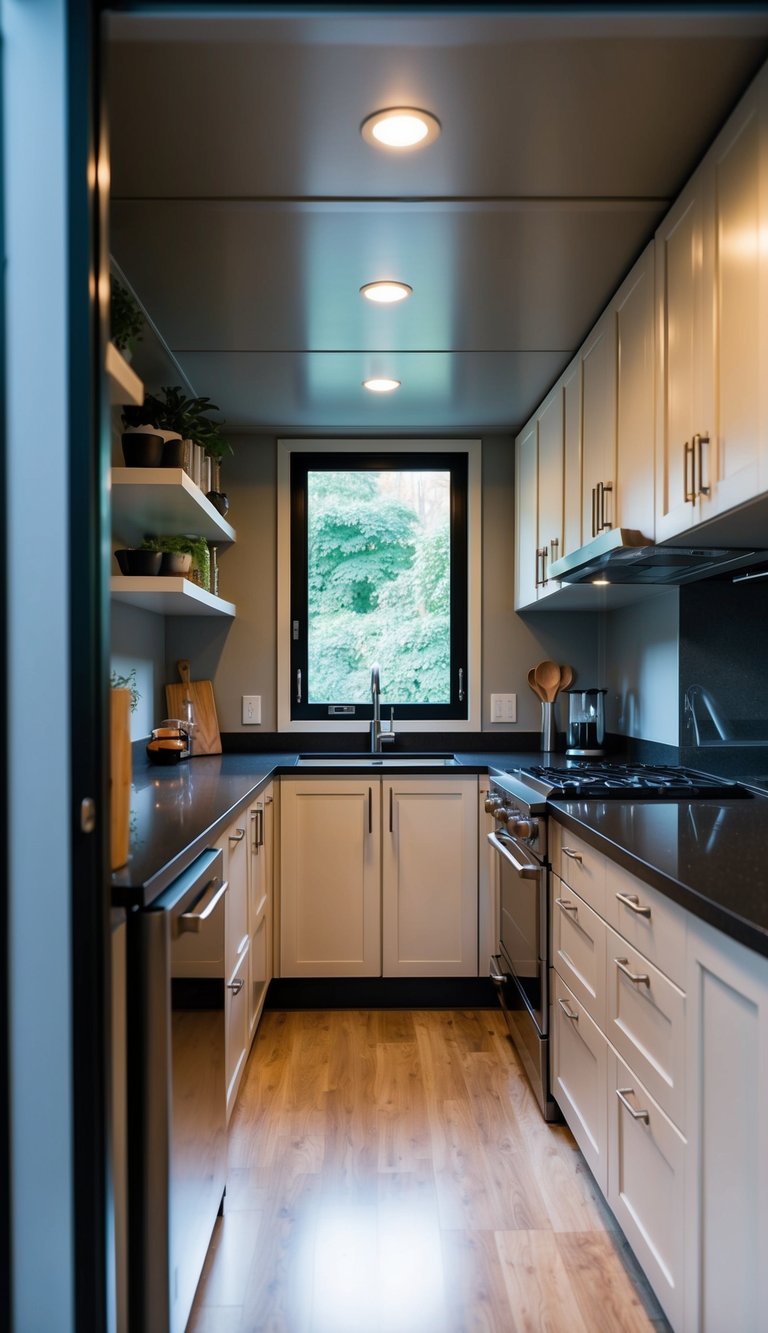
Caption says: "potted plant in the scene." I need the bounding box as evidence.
[110,278,144,360]
[141,534,210,588]
[121,385,233,475]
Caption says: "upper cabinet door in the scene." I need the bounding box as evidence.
[514,417,539,609]
[562,355,582,557]
[536,383,564,595]
[580,306,617,542]
[656,65,768,541]
[615,241,656,538]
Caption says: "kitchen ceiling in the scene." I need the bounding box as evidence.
[106,7,768,436]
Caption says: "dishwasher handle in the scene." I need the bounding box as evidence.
[179,876,229,933]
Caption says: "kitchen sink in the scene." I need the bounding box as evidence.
[296,752,457,767]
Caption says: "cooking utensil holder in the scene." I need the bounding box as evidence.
[541,701,557,752]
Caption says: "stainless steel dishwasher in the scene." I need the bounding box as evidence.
[127,847,228,1333]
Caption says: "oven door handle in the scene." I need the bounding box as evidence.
[487,829,541,879]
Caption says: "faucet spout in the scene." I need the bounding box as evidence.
[370,663,381,752]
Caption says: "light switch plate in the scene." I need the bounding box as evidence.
[242,695,261,725]
[490,693,517,723]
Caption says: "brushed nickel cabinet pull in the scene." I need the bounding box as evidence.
[615,891,651,918]
[600,480,613,529]
[616,1087,650,1123]
[368,786,372,834]
[389,785,394,833]
[558,997,579,1022]
[229,827,246,843]
[684,439,695,502]
[227,977,245,995]
[555,897,578,914]
[615,957,651,987]
[694,432,710,495]
[562,847,583,862]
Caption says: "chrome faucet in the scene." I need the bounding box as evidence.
[370,662,395,752]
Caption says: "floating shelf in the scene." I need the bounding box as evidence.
[111,469,236,545]
[110,576,236,618]
[106,342,144,406]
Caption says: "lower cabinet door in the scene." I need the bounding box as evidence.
[608,1048,686,1332]
[248,908,269,1041]
[225,944,249,1117]
[552,972,608,1193]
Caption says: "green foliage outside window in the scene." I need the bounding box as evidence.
[306,469,451,704]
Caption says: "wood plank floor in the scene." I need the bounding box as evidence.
[188,1010,671,1333]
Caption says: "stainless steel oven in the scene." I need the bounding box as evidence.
[486,775,559,1121]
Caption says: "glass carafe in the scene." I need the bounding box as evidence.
[566,688,606,756]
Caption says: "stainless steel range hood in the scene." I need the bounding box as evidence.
[548,528,768,585]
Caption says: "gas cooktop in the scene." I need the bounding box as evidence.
[513,762,750,800]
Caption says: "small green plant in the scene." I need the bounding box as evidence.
[122,385,233,460]
[141,534,211,589]
[110,279,144,356]
[110,667,140,713]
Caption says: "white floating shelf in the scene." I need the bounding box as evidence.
[106,342,144,406]
[110,576,236,618]
[111,468,236,545]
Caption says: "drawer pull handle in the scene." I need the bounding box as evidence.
[555,897,578,914]
[615,891,651,918]
[615,957,650,987]
[562,848,583,862]
[227,977,245,995]
[558,997,579,1022]
[229,828,246,842]
[616,1087,650,1123]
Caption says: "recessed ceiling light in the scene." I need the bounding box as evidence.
[361,107,441,150]
[592,578,610,586]
[360,281,413,304]
[363,378,401,393]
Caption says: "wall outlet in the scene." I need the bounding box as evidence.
[242,694,261,725]
[490,693,517,723]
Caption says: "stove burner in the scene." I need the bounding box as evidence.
[518,762,748,800]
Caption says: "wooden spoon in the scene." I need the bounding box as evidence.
[558,664,574,694]
[528,667,547,702]
[534,659,561,702]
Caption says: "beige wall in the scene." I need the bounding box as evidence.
[161,434,602,737]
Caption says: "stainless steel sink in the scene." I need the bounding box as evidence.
[296,752,457,767]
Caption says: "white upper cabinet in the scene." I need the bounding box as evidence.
[580,304,617,541]
[514,417,539,608]
[656,65,768,540]
[514,385,564,609]
[614,241,656,537]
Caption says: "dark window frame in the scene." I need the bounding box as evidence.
[289,451,469,722]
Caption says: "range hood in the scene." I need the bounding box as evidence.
[548,528,768,585]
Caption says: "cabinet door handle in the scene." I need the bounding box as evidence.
[227,977,245,995]
[591,484,598,538]
[541,546,548,586]
[684,439,695,502]
[616,1087,650,1123]
[693,432,710,496]
[555,897,578,914]
[250,807,264,851]
[550,536,559,562]
[599,480,613,530]
[562,847,583,862]
[179,877,228,933]
[558,997,579,1022]
[615,891,651,918]
[229,827,246,843]
[389,785,394,833]
[368,786,372,834]
[614,957,650,987]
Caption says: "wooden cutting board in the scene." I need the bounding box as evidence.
[165,659,222,755]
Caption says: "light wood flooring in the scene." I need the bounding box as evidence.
[188,1009,671,1333]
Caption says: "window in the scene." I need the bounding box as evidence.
[288,449,470,723]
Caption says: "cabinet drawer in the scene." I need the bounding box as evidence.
[552,876,607,1026]
[226,944,249,1112]
[549,823,606,916]
[248,911,270,1039]
[608,1048,686,1332]
[605,861,686,987]
[552,974,608,1194]
[606,926,686,1128]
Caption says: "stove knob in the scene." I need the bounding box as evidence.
[512,817,538,840]
[496,805,513,825]
[484,795,501,814]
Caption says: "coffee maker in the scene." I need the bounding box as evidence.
[565,688,606,756]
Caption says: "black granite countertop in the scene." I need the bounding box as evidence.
[111,748,516,908]
[549,795,768,958]
[113,748,768,960]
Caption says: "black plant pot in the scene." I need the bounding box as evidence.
[120,549,162,576]
[121,432,164,467]
[161,437,185,467]
[206,490,230,517]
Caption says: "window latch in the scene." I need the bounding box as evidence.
[458,667,465,703]
[296,668,302,704]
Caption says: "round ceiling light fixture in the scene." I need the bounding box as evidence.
[360,281,413,304]
[363,377,401,393]
[360,107,441,150]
